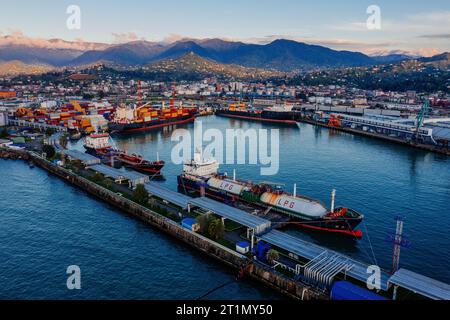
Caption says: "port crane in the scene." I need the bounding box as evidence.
[414,100,430,141]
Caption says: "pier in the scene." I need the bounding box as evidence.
[8,119,68,132]
[2,146,449,300]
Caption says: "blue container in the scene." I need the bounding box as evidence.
[253,242,271,262]
[181,218,197,231]
[236,241,250,254]
[331,281,388,300]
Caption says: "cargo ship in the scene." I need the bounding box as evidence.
[215,103,299,125]
[109,104,196,134]
[83,133,165,175]
[177,152,363,238]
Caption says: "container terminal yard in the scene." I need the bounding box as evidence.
[1,130,449,301]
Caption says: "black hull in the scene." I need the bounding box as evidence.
[122,162,165,175]
[215,109,299,124]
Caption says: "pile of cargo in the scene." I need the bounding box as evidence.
[13,100,115,134]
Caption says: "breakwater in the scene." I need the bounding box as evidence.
[1,147,327,300]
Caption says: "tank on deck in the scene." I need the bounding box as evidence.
[260,192,329,219]
[207,177,247,196]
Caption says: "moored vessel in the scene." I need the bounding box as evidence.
[215,103,299,125]
[83,133,165,175]
[109,81,197,134]
[177,151,363,238]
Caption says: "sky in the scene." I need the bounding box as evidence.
[0,0,449,56]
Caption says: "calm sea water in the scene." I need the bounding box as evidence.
[1,115,449,299]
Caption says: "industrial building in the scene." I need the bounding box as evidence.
[63,150,101,166]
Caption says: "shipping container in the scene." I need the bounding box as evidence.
[331,281,388,300]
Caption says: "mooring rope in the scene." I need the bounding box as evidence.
[195,280,236,300]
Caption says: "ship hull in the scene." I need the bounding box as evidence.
[109,115,195,134]
[215,109,298,125]
[122,162,165,175]
[177,175,363,237]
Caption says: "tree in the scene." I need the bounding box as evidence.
[59,135,68,149]
[45,128,56,136]
[0,128,8,138]
[92,172,105,183]
[196,214,214,235]
[133,184,149,205]
[208,218,224,240]
[42,144,56,159]
[266,249,279,264]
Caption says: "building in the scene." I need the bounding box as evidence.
[0,91,16,99]
[0,111,8,127]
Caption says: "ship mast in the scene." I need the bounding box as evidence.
[170,80,176,110]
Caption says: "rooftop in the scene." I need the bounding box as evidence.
[389,268,450,300]
[88,164,149,184]
[145,182,191,209]
[189,197,272,234]
[64,149,101,164]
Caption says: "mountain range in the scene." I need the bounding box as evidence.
[0,37,419,72]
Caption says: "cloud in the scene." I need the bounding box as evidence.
[111,32,144,43]
[419,34,450,39]
[161,33,192,44]
[364,47,441,58]
[0,30,109,51]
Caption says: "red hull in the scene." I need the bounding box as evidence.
[116,116,195,134]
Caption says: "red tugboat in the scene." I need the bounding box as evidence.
[83,133,165,175]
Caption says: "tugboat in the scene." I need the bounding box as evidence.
[83,133,165,175]
[178,151,364,238]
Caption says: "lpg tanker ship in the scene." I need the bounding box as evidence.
[177,152,363,238]
[215,103,298,125]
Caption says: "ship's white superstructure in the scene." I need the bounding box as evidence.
[183,150,219,177]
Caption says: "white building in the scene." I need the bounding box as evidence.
[0,111,8,127]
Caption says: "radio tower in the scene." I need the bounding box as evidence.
[388,216,410,273]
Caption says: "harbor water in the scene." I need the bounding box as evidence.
[1,115,449,298]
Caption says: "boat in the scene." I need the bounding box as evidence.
[83,133,165,174]
[215,103,299,125]
[177,151,363,238]
[115,151,165,175]
[83,133,112,156]
[108,102,197,134]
